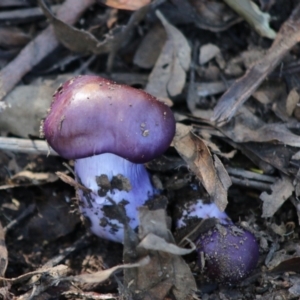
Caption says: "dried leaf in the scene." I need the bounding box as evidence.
[199,43,220,65]
[173,123,228,211]
[138,233,195,256]
[286,88,300,116]
[97,0,151,11]
[125,207,196,300]
[145,10,191,99]
[260,175,294,218]
[38,0,107,54]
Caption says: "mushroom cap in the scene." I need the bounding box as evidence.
[196,224,259,284]
[43,75,176,163]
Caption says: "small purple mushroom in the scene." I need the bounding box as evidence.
[177,198,259,284]
[42,75,176,242]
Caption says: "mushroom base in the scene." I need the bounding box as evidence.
[75,153,156,243]
[176,198,259,284]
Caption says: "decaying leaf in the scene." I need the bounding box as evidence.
[199,43,220,65]
[260,175,294,218]
[97,0,151,11]
[125,207,196,300]
[173,123,229,211]
[286,88,300,117]
[145,10,191,100]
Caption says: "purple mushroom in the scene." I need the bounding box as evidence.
[41,75,176,242]
[177,198,259,284]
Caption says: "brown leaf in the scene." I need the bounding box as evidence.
[199,43,220,65]
[145,10,191,100]
[173,123,229,211]
[125,207,196,300]
[260,175,294,218]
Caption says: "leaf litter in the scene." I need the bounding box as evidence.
[1,0,300,299]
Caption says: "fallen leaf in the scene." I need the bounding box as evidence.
[199,43,220,65]
[286,88,300,116]
[145,10,191,100]
[134,23,167,69]
[125,207,197,300]
[173,123,229,211]
[260,175,294,218]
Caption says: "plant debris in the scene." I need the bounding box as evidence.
[1,1,300,299]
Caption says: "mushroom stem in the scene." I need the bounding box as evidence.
[75,153,156,243]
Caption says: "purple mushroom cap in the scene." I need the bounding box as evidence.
[196,224,259,284]
[42,75,176,163]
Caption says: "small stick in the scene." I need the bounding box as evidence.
[0,137,57,156]
[226,167,276,183]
